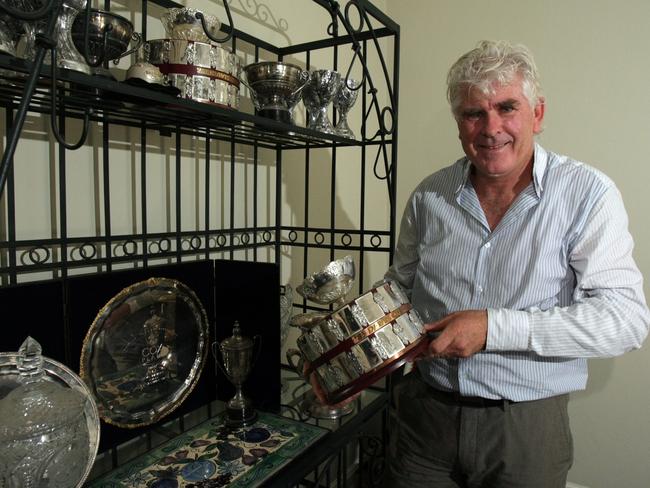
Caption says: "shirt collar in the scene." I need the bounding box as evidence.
[454,143,549,198]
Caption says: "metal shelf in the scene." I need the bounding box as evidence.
[0,54,385,151]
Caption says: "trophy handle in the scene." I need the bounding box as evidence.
[211,341,227,377]
[113,31,143,65]
[286,348,305,377]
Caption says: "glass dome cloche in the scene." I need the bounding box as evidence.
[0,336,100,488]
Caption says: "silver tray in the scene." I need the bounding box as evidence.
[80,277,209,428]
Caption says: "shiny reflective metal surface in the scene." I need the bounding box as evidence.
[334,78,360,139]
[141,39,240,108]
[0,337,100,488]
[126,61,165,84]
[296,255,355,306]
[160,7,221,43]
[80,277,209,428]
[290,281,428,404]
[212,321,260,427]
[71,9,136,65]
[302,69,341,134]
[242,61,309,124]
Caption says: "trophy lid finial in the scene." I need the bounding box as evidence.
[221,320,253,351]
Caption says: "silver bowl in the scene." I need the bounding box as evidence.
[160,7,221,43]
[296,255,355,305]
[72,9,136,65]
[242,61,309,124]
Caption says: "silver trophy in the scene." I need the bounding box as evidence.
[213,321,261,427]
[302,69,341,134]
[0,4,23,57]
[287,255,357,419]
[71,9,142,78]
[241,61,309,124]
[22,0,90,74]
[334,78,360,139]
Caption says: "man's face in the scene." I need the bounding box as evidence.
[456,76,545,182]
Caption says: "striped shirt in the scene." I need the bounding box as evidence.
[386,144,650,401]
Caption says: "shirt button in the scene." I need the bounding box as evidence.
[484,242,491,249]
[477,285,484,293]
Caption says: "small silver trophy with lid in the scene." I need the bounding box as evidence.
[213,321,261,427]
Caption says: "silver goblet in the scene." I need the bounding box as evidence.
[334,78,360,139]
[302,69,341,134]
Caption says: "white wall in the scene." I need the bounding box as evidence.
[385,1,650,487]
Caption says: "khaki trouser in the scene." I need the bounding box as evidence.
[382,371,573,488]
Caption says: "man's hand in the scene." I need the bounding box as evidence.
[422,310,488,358]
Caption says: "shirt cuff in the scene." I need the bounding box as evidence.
[486,308,531,351]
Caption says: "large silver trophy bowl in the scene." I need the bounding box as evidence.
[213,321,261,427]
[287,255,357,419]
[242,61,309,124]
[334,78,360,139]
[302,69,342,134]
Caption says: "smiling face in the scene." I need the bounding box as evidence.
[456,75,545,184]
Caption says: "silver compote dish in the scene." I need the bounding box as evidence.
[242,61,309,124]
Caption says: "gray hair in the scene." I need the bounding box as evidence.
[446,40,543,118]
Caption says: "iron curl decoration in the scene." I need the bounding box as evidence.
[21,245,51,266]
[116,240,138,257]
[71,242,97,261]
[325,0,397,206]
[359,435,386,486]
[237,0,288,32]
[195,0,235,44]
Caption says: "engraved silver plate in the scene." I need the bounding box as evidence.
[374,327,406,356]
[368,335,390,360]
[376,283,400,310]
[357,340,383,369]
[80,277,209,428]
[340,306,363,334]
[388,280,409,305]
[394,315,421,345]
[296,333,320,362]
[349,303,369,329]
[409,309,425,333]
[144,39,239,74]
[355,292,385,324]
[340,351,363,379]
[316,364,340,393]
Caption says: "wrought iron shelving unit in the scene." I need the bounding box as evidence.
[0,0,398,484]
[0,0,399,287]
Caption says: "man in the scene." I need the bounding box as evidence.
[382,40,650,487]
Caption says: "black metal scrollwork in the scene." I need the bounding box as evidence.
[196,0,235,44]
[319,0,397,206]
[0,0,55,21]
